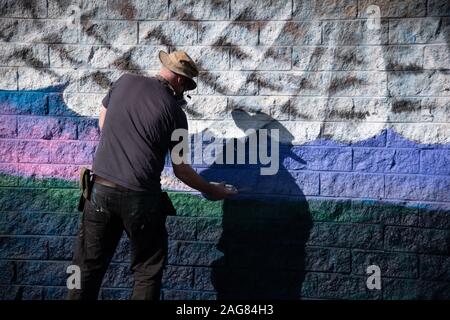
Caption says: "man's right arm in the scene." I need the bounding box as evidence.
[172,162,237,200]
[99,105,107,130]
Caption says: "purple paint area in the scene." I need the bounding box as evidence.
[0,87,449,208]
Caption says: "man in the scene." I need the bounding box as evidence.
[67,50,237,300]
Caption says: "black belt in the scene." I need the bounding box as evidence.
[93,175,131,191]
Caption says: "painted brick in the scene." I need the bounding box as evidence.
[320,172,384,199]
[102,263,133,288]
[0,163,18,186]
[16,261,70,286]
[47,0,108,19]
[77,118,100,141]
[231,0,291,20]
[0,188,48,211]
[47,237,75,260]
[305,247,351,273]
[308,223,384,250]
[47,188,80,212]
[352,250,418,278]
[198,71,258,95]
[260,22,321,46]
[420,255,450,281]
[0,92,47,115]
[198,22,258,46]
[350,129,386,147]
[284,147,352,171]
[358,0,426,18]
[0,211,79,236]
[175,46,229,71]
[50,93,104,117]
[388,71,450,96]
[385,226,450,254]
[315,273,380,299]
[0,43,49,67]
[17,140,51,163]
[51,141,96,164]
[327,71,388,96]
[258,72,326,96]
[231,46,291,71]
[417,204,450,230]
[389,18,449,44]
[383,278,450,300]
[322,20,388,45]
[100,288,131,300]
[166,216,197,240]
[353,148,420,173]
[0,237,48,260]
[78,69,122,93]
[17,19,79,44]
[257,170,319,196]
[0,115,17,138]
[420,149,450,175]
[384,45,425,71]
[0,68,18,90]
[293,0,357,19]
[193,267,214,291]
[170,0,229,20]
[428,0,450,16]
[424,46,450,70]
[0,261,15,285]
[168,241,224,266]
[18,68,78,92]
[196,218,222,242]
[293,46,385,71]
[184,95,228,120]
[139,21,197,46]
[17,116,77,140]
[0,140,17,162]
[112,237,130,262]
[228,96,290,120]
[0,0,47,18]
[108,0,168,20]
[385,175,450,202]
[17,164,79,188]
[80,20,137,45]
[162,266,194,290]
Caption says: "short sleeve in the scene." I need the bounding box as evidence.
[101,75,124,108]
[102,86,113,108]
[169,108,189,154]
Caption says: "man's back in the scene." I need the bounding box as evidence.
[92,73,188,192]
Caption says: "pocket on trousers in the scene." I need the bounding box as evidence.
[84,189,109,224]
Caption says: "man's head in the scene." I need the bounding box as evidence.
[158,50,198,95]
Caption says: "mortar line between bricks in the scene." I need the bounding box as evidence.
[3,42,449,49]
[4,116,450,125]
[1,16,449,22]
[0,188,449,206]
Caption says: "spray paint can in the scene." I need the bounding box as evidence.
[202,182,238,201]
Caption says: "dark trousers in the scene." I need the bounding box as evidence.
[66,182,167,300]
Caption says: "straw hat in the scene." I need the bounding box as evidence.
[158,50,199,90]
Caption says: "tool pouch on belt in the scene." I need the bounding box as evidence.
[78,167,93,212]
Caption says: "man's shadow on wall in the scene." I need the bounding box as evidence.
[198,110,313,299]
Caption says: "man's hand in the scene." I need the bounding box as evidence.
[205,181,238,201]
[172,163,238,200]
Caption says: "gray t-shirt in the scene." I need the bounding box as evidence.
[92,73,188,192]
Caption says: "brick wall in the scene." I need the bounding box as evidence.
[0,0,449,299]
